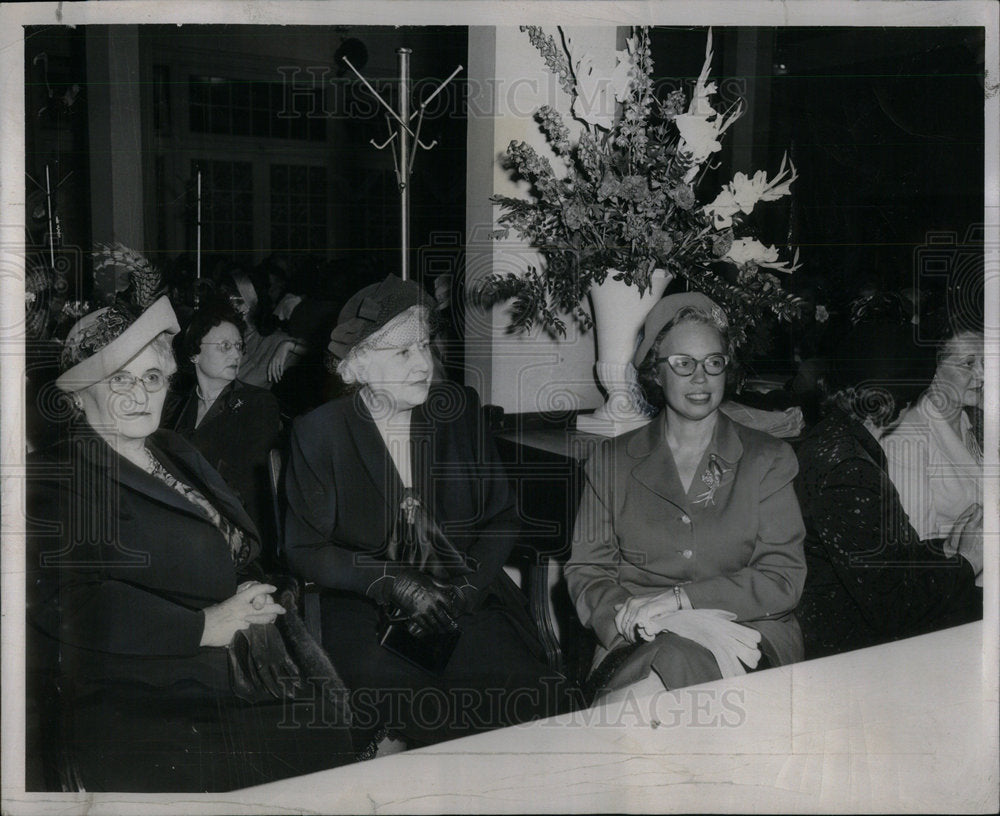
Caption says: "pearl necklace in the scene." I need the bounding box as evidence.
[197,385,220,403]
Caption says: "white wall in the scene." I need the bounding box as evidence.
[465,26,618,413]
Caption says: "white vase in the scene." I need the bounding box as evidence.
[576,269,672,437]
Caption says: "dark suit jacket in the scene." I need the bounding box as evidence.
[565,411,807,667]
[284,383,519,603]
[172,379,282,552]
[27,425,261,694]
[794,409,981,659]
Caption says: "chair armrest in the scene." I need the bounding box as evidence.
[508,543,564,675]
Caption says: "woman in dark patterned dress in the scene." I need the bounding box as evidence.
[793,323,982,659]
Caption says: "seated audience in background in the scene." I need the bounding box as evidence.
[260,256,343,417]
[881,327,984,583]
[27,255,354,792]
[283,274,558,753]
[565,293,807,705]
[224,267,307,391]
[170,299,283,561]
[793,324,982,660]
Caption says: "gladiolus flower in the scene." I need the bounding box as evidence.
[724,240,800,274]
[704,153,797,228]
[569,45,633,131]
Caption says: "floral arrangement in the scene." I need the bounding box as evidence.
[483,26,801,350]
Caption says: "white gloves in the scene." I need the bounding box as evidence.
[637,608,762,678]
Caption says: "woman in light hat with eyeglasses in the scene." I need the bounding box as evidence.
[284,274,560,753]
[565,292,807,704]
[26,249,354,792]
[170,297,282,560]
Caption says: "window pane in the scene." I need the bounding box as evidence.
[189,159,253,256]
[189,104,206,132]
[269,163,327,251]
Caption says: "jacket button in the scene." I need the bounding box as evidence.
[682,549,694,559]
[680,514,691,524]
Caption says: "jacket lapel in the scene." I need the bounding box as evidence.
[70,424,260,542]
[345,393,399,508]
[629,414,688,510]
[78,432,210,522]
[193,380,237,431]
[628,411,745,510]
[148,430,260,539]
[688,413,744,508]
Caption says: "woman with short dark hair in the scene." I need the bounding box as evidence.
[172,299,282,556]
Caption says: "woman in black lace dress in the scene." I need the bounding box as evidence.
[793,323,982,659]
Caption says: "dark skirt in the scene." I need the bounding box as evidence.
[321,588,561,747]
[67,681,355,792]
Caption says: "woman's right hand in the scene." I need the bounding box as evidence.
[388,570,458,634]
[200,582,286,648]
[267,339,300,383]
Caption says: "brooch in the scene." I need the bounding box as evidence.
[231,398,244,412]
[400,493,422,524]
[692,455,731,506]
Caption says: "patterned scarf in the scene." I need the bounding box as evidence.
[145,451,252,568]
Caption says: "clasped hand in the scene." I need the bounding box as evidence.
[615,591,680,644]
[200,581,286,648]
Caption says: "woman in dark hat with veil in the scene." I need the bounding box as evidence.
[283,274,557,753]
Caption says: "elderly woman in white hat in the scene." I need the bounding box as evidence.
[26,249,354,792]
[284,274,559,753]
[566,292,807,704]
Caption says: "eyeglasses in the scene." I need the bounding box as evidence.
[201,340,246,354]
[654,353,730,377]
[107,370,169,394]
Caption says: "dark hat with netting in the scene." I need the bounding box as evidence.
[327,274,432,359]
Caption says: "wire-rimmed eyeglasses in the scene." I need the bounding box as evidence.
[107,370,169,394]
[654,353,730,377]
[201,340,246,355]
